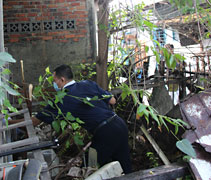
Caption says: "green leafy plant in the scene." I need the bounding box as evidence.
[0,52,22,125]
[146,151,159,168]
[176,138,196,159]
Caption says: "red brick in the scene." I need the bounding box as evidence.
[80,29,87,33]
[15,13,26,17]
[42,36,53,40]
[24,5,36,8]
[19,2,29,5]
[36,16,43,21]
[71,2,80,6]
[74,11,86,14]
[10,34,22,38]
[75,34,86,37]
[66,0,78,2]
[9,38,19,43]
[48,4,58,8]
[7,2,19,6]
[17,17,30,21]
[67,14,78,18]
[3,5,12,10]
[30,1,41,5]
[73,38,79,42]
[63,12,74,15]
[76,18,86,22]
[57,8,68,12]
[58,39,69,43]
[55,0,65,3]
[65,34,75,38]
[78,14,88,18]
[28,13,38,17]
[75,5,86,10]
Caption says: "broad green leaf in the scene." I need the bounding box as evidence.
[175,125,179,134]
[152,50,160,64]
[58,108,62,115]
[153,40,161,48]
[145,45,149,53]
[143,20,157,30]
[159,116,169,131]
[174,54,185,61]
[149,106,160,126]
[137,104,146,116]
[73,133,84,146]
[54,95,59,104]
[66,112,75,121]
[39,75,43,84]
[47,76,53,84]
[176,139,196,158]
[121,91,128,101]
[2,69,11,75]
[45,67,51,75]
[72,122,80,130]
[60,120,67,132]
[52,120,60,133]
[18,98,23,105]
[1,83,20,96]
[76,117,84,124]
[40,101,48,107]
[0,52,16,63]
[48,100,53,108]
[92,96,98,100]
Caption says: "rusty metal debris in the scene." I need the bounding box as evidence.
[180,89,211,180]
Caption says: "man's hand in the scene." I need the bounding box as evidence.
[109,96,116,105]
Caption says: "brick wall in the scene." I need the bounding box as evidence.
[3,0,96,84]
[3,0,88,43]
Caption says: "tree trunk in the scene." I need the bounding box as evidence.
[96,0,109,90]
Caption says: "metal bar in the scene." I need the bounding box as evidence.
[0,137,39,151]
[0,140,58,157]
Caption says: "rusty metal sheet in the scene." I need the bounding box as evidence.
[180,89,211,153]
[180,89,211,180]
[188,144,211,180]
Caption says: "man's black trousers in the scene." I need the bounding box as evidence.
[92,115,132,174]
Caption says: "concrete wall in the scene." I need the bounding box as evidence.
[3,0,96,84]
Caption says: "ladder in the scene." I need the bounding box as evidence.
[0,107,51,180]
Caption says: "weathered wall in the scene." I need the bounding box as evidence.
[3,0,96,84]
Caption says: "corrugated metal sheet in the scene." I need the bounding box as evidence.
[180,89,211,180]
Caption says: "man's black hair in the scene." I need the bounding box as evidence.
[54,64,73,80]
[170,44,174,49]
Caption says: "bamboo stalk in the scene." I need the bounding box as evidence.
[140,125,171,165]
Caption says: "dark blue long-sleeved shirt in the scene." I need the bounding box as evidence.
[36,80,114,133]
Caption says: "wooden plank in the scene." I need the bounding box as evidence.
[0,109,28,120]
[22,105,51,180]
[0,137,39,151]
[140,125,170,165]
[109,163,189,180]
[0,120,32,132]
